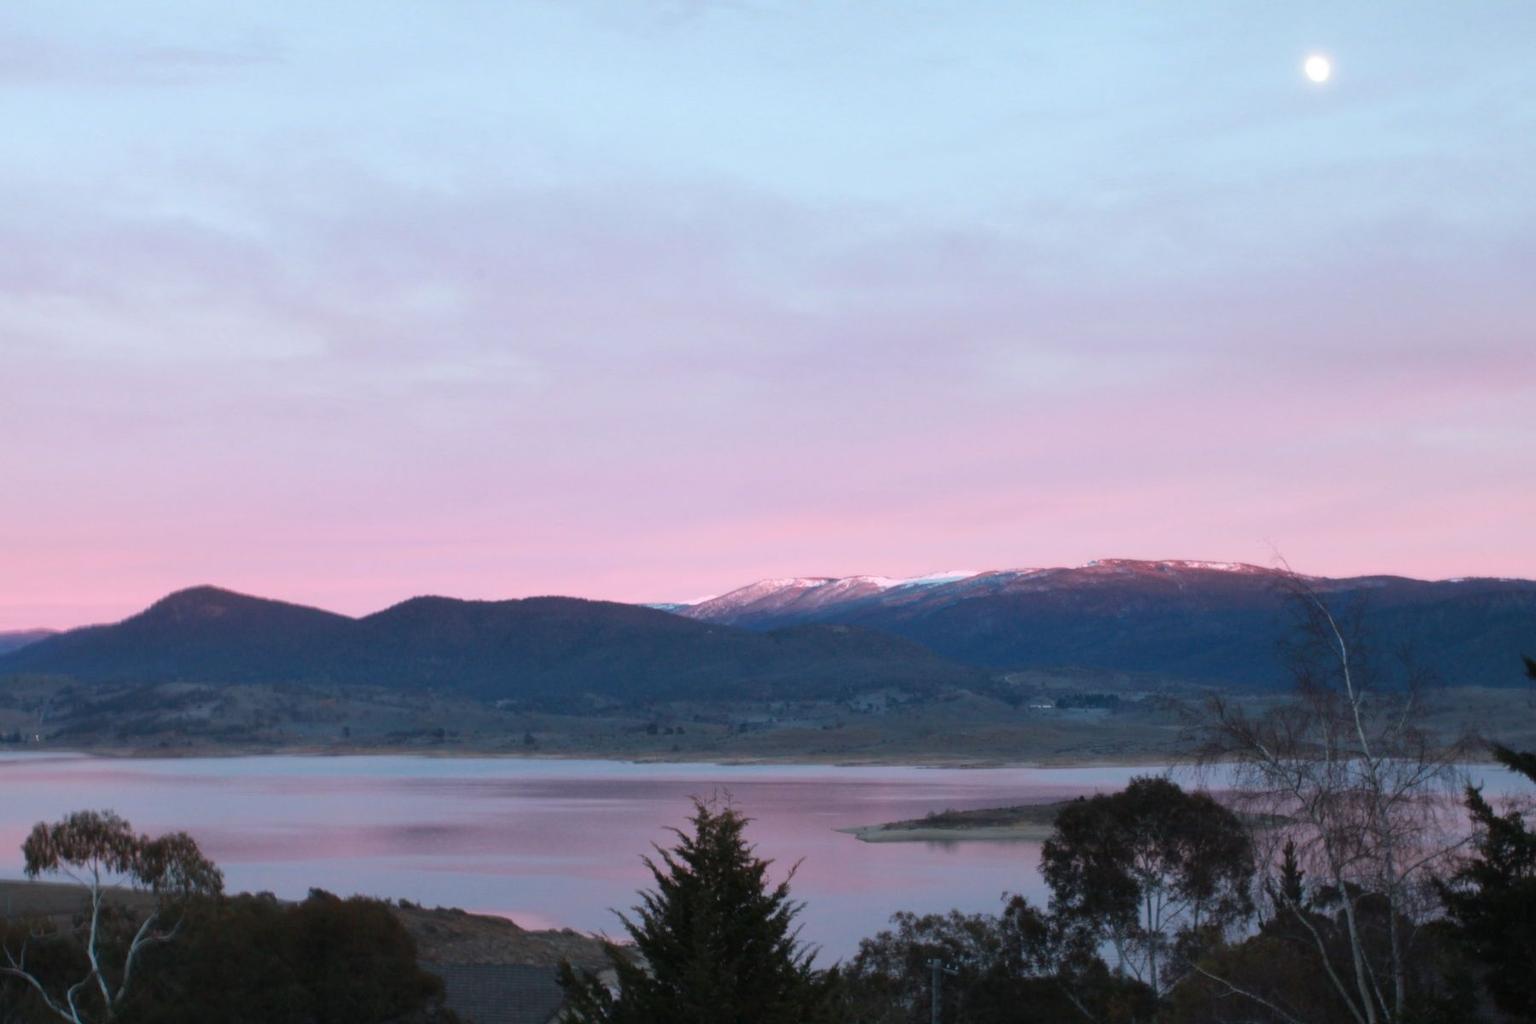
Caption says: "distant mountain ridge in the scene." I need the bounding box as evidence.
[3,560,1533,697]
[0,629,55,656]
[681,561,1340,625]
[678,560,1536,687]
[0,586,982,701]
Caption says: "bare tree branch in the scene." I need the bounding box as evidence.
[1193,568,1470,1024]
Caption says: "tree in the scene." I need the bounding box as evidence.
[1167,864,1472,1024]
[1439,656,1536,1022]
[841,898,1152,1024]
[116,890,452,1024]
[1,811,222,1024]
[1,923,78,1024]
[1197,578,1471,1024]
[842,906,1023,1024]
[557,799,839,1024]
[1039,777,1254,1007]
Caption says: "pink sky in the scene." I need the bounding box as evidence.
[3,3,1535,629]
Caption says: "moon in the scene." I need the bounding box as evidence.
[1304,54,1332,84]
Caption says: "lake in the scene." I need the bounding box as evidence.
[0,754,1517,957]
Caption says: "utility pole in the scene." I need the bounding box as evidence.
[928,958,959,1024]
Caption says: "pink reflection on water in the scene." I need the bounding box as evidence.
[0,754,1359,955]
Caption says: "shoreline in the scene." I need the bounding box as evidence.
[1,743,1195,771]
[838,800,1071,843]
[837,823,1056,843]
[7,744,1506,780]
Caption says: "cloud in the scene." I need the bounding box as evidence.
[0,28,279,88]
[2,1,1535,625]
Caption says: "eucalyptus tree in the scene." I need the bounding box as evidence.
[1039,776,1254,1007]
[842,898,1153,1024]
[1,810,222,1024]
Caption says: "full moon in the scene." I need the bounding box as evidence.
[1304,54,1332,83]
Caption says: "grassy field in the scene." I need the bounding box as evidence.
[840,802,1070,842]
[1,673,1530,766]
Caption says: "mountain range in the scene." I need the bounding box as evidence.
[0,586,981,701]
[2,560,1533,698]
[678,560,1536,686]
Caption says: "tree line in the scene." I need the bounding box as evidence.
[558,590,1536,1024]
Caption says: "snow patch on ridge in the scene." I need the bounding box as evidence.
[682,569,990,619]
[891,570,981,588]
[1083,559,1272,574]
[681,560,1291,619]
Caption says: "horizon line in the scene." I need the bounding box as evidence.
[7,556,1533,635]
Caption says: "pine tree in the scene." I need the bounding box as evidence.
[558,799,839,1024]
[1273,839,1307,910]
[1441,656,1536,1022]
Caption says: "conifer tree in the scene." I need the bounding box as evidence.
[558,799,839,1024]
[1440,656,1536,1021]
[1273,839,1307,910]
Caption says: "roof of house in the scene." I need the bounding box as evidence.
[426,962,568,1024]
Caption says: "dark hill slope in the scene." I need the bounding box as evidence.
[0,588,983,701]
[870,576,1536,686]
[683,562,1536,687]
[356,596,972,699]
[0,630,54,655]
[0,587,356,684]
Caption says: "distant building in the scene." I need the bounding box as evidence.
[425,963,568,1024]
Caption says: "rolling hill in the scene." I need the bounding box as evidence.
[6,560,1533,702]
[0,586,984,701]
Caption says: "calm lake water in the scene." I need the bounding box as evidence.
[0,754,1518,957]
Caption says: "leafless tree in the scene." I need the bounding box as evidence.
[1,810,222,1024]
[1194,573,1472,1024]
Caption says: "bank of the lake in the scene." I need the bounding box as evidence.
[15,741,1188,771]
[840,802,1067,843]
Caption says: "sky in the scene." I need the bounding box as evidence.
[3,1,1535,629]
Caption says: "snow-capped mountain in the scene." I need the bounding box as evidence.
[681,571,981,626]
[682,560,1283,627]
[677,560,1536,687]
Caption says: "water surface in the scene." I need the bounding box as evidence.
[1,754,1514,956]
